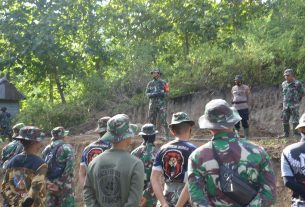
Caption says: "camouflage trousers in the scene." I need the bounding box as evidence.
[46,192,75,207]
[282,107,300,124]
[156,182,191,207]
[148,102,169,137]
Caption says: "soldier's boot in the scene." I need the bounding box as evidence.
[279,124,290,138]
[293,123,301,137]
[244,128,250,139]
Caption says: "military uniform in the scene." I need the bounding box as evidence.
[188,99,276,206]
[1,126,47,207]
[188,132,276,206]
[81,139,111,169]
[80,117,112,170]
[132,123,160,207]
[0,107,11,140]
[1,123,25,169]
[152,112,196,207]
[146,69,169,139]
[282,69,304,137]
[84,114,144,207]
[42,127,75,207]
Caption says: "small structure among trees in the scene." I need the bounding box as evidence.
[0,77,26,118]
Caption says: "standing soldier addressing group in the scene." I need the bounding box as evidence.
[188,99,276,206]
[79,116,111,187]
[0,106,11,141]
[131,123,159,207]
[2,126,47,207]
[281,68,304,138]
[281,113,305,206]
[231,74,251,139]
[146,68,170,140]
[151,112,196,207]
[42,127,75,207]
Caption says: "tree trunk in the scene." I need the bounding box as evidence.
[184,31,190,59]
[54,69,66,104]
[49,75,54,103]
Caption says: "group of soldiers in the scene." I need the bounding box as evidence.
[0,67,305,207]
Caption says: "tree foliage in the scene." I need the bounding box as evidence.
[0,0,304,128]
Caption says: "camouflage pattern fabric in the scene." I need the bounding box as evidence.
[1,154,48,207]
[188,132,276,206]
[131,143,159,207]
[1,140,23,169]
[80,138,111,169]
[0,111,11,139]
[42,140,75,207]
[146,79,169,136]
[282,79,304,124]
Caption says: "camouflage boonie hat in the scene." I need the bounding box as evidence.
[168,112,195,128]
[150,68,162,75]
[284,68,294,76]
[51,126,69,139]
[95,116,111,133]
[101,114,137,143]
[139,123,158,136]
[295,113,305,129]
[199,99,241,130]
[234,74,243,81]
[15,126,45,142]
[12,123,25,138]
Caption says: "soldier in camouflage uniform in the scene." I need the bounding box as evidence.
[131,123,159,207]
[42,127,75,207]
[0,106,12,141]
[151,112,196,207]
[146,68,170,140]
[2,126,47,207]
[188,99,276,206]
[281,69,304,138]
[1,123,25,169]
[79,116,111,186]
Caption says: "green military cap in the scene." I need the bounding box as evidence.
[139,123,158,136]
[101,114,137,143]
[51,126,69,139]
[15,126,45,142]
[95,116,111,133]
[199,99,241,130]
[234,74,243,81]
[150,68,162,75]
[295,113,305,129]
[168,112,195,128]
[12,123,25,138]
[284,68,294,76]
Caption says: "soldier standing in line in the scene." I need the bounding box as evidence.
[84,114,144,207]
[146,68,170,140]
[188,99,276,206]
[79,116,112,186]
[281,113,305,206]
[2,126,47,207]
[1,123,25,169]
[131,123,159,207]
[231,74,251,139]
[42,127,75,207]
[281,68,304,138]
[151,112,196,207]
